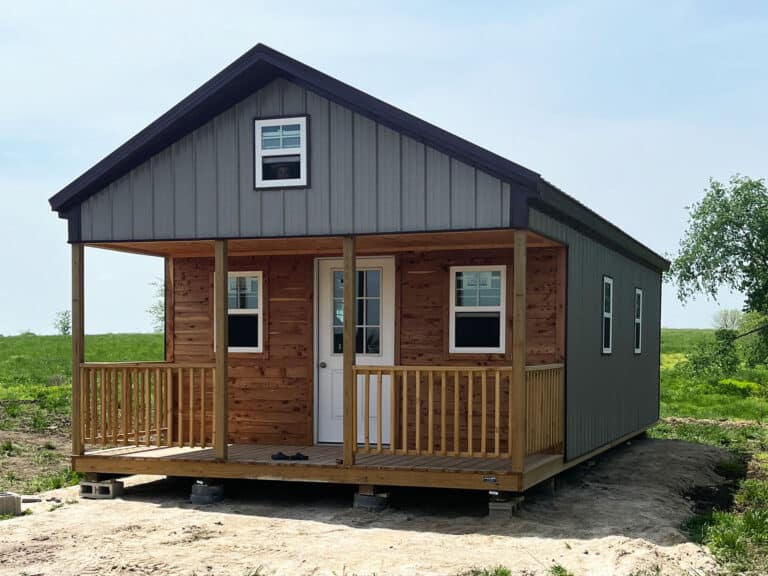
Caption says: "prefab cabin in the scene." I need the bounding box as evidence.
[50,44,669,493]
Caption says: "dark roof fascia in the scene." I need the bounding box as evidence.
[530,179,671,272]
[49,44,539,215]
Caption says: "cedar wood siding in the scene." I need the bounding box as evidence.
[172,247,562,447]
[78,78,516,242]
[528,208,661,461]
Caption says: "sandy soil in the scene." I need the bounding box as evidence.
[0,437,727,576]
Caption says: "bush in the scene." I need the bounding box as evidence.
[714,379,764,398]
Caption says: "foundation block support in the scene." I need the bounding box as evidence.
[80,479,124,500]
[487,490,524,518]
[353,484,389,511]
[190,480,224,505]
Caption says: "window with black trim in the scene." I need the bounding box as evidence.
[254,116,307,188]
[602,276,613,354]
[450,266,506,353]
[227,272,262,353]
[634,288,643,354]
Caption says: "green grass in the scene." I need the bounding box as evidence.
[458,568,512,576]
[661,328,716,355]
[548,566,575,576]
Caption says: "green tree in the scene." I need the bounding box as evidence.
[54,310,71,336]
[669,175,768,313]
[147,278,165,333]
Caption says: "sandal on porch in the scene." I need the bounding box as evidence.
[271,452,290,460]
[289,452,309,461]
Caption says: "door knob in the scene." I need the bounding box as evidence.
[319,361,327,368]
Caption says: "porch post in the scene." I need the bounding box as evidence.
[214,240,229,461]
[511,230,527,473]
[71,244,84,456]
[342,236,356,467]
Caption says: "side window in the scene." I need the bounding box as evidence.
[450,266,506,353]
[634,288,643,354]
[602,276,613,354]
[227,272,263,353]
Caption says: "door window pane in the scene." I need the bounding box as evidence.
[332,269,381,354]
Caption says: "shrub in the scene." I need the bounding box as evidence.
[714,379,763,398]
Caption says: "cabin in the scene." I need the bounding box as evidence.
[49,44,669,499]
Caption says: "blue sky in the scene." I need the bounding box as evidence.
[1,1,765,334]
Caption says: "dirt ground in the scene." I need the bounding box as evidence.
[0,437,727,576]
[0,428,71,494]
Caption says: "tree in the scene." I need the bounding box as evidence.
[670,175,768,313]
[54,310,71,336]
[713,309,743,331]
[147,278,165,333]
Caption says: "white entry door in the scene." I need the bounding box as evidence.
[317,257,394,445]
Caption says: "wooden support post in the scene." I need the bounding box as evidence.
[511,230,527,473]
[214,240,229,461]
[342,236,356,467]
[71,244,85,456]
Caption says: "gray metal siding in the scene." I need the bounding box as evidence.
[528,208,661,461]
[80,78,515,241]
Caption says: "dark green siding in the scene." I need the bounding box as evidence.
[529,208,661,461]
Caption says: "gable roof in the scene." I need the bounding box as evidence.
[48,43,669,272]
[49,43,539,214]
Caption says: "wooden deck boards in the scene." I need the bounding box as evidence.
[83,443,560,474]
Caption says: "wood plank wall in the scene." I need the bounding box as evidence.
[173,255,314,445]
[171,246,563,449]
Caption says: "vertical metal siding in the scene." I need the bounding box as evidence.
[80,78,519,241]
[528,207,662,461]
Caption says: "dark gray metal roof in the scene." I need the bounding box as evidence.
[48,43,670,272]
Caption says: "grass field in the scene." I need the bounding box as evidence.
[1,329,768,573]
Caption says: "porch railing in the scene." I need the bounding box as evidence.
[351,364,564,459]
[80,362,215,449]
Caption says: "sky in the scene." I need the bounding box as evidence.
[1,0,766,335]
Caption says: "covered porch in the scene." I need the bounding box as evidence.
[70,229,566,491]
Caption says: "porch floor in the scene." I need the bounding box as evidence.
[75,443,563,491]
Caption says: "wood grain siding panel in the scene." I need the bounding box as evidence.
[528,208,661,461]
[330,102,354,233]
[173,134,196,238]
[237,92,261,236]
[173,255,314,445]
[425,147,451,230]
[306,91,331,235]
[132,163,153,239]
[215,109,239,236]
[79,78,519,241]
[377,125,401,232]
[194,124,217,238]
[152,148,174,239]
[353,113,377,233]
[401,137,426,231]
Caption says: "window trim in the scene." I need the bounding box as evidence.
[227,270,263,354]
[602,275,613,355]
[449,265,506,354]
[253,115,309,189]
[634,287,643,354]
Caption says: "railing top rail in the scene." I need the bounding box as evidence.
[81,361,216,369]
[353,363,564,372]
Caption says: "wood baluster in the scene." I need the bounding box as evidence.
[440,370,447,456]
[188,367,194,447]
[427,371,434,455]
[494,371,501,457]
[481,370,487,457]
[134,370,140,446]
[144,368,151,447]
[507,369,513,458]
[376,369,383,454]
[401,370,408,453]
[415,370,421,455]
[166,367,173,447]
[364,371,370,452]
[467,371,473,457]
[389,370,396,454]
[199,367,205,448]
[453,370,459,456]
[100,368,106,446]
[177,368,183,447]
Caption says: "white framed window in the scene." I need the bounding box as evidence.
[449,266,506,354]
[254,116,307,188]
[331,268,382,355]
[227,271,263,353]
[602,276,613,354]
[634,288,643,354]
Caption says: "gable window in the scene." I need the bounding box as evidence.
[634,288,643,354]
[254,116,307,188]
[602,276,613,354]
[227,271,263,353]
[449,266,506,353]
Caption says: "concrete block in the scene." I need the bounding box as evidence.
[487,493,524,518]
[353,491,389,511]
[0,492,22,516]
[190,482,224,505]
[80,480,124,500]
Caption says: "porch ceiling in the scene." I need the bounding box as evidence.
[87,229,561,258]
